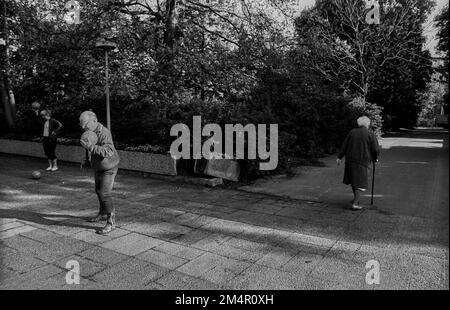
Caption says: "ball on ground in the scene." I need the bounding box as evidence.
[32,170,41,179]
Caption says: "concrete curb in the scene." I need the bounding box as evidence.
[236,185,324,203]
[0,150,224,188]
[139,171,224,187]
[0,138,177,176]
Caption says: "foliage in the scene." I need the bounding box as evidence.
[346,97,383,136]
[0,0,440,180]
[294,0,434,129]
[434,5,449,119]
[435,5,449,61]
[417,79,448,127]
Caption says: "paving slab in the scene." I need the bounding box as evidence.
[54,254,108,278]
[1,251,47,273]
[0,221,25,232]
[77,246,130,266]
[0,132,448,291]
[254,246,299,270]
[208,243,267,263]
[190,233,234,251]
[0,265,65,290]
[0,225,37,239]
[92,258,170,289]
[153,242,205,260]
[173,213,217,229]
[228,264,308,290]
[308,257,368,289]
[282,252,325,274]
[40,274,101,290]
[72,228,130,245]
[100,233,164,256]
[153,270,222,290]
[137,249,189,270]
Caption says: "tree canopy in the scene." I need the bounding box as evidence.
[0,0,439,178]
[294,0,434,129]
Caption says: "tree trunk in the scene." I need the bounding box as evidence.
[163,0,178,50]
[0,77,14,127]
[0,0,15,128]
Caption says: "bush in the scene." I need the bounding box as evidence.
[346,97,384,137]
[124,144,167,154]
[2,56,384,182]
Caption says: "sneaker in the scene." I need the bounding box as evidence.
[46,166,52,171]
[96,222,114,235]
[97,214,115,235]
[51,166,59,171]
[88,214,107,223]
[351,204,363,211]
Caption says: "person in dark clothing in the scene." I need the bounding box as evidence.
[40,110,63,171]
[21,101,43,138]
[31,101,41,117]
[337,116,380,210]
[79,111,120,235]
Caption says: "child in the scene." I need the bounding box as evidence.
[40,110,63,171]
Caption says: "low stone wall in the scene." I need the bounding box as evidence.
[117,150,177,176]
[0,139,177,176]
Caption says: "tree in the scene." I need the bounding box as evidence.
[435,5,448,117]
[294,0,434,128]
[5,0,304,139]
[0,0,16,128]
[4,0,398,178]
[435,5,448,64]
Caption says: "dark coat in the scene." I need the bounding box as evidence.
[21,109,42,137]
[338,127,380,168]
[338,127,380,189]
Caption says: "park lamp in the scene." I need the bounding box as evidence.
[95,40,117,132]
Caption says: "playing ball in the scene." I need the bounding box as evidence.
[31,170,41,179]
[80,131,98,148]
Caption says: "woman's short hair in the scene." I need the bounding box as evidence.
[40,109,52,117]
[357,116,371,128]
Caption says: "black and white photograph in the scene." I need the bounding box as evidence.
[0,0,448,294]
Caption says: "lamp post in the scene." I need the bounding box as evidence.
[95,40,117,131]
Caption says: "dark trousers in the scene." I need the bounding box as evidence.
[43,137,57,160]
[94,166,118,216]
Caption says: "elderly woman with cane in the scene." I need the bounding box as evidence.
[337,116,380,210]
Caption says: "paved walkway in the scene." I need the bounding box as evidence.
[0,129,448,290]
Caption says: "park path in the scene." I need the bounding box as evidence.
[0,129,448,290]
[241,129,448,215]
[240,128,449,246]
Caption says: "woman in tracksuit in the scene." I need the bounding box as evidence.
[40,110,63,171]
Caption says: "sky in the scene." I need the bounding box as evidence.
[423,0,448,56]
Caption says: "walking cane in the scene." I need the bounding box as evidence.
[371,161,376,205]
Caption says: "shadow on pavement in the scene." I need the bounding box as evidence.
[0,209,94,230]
